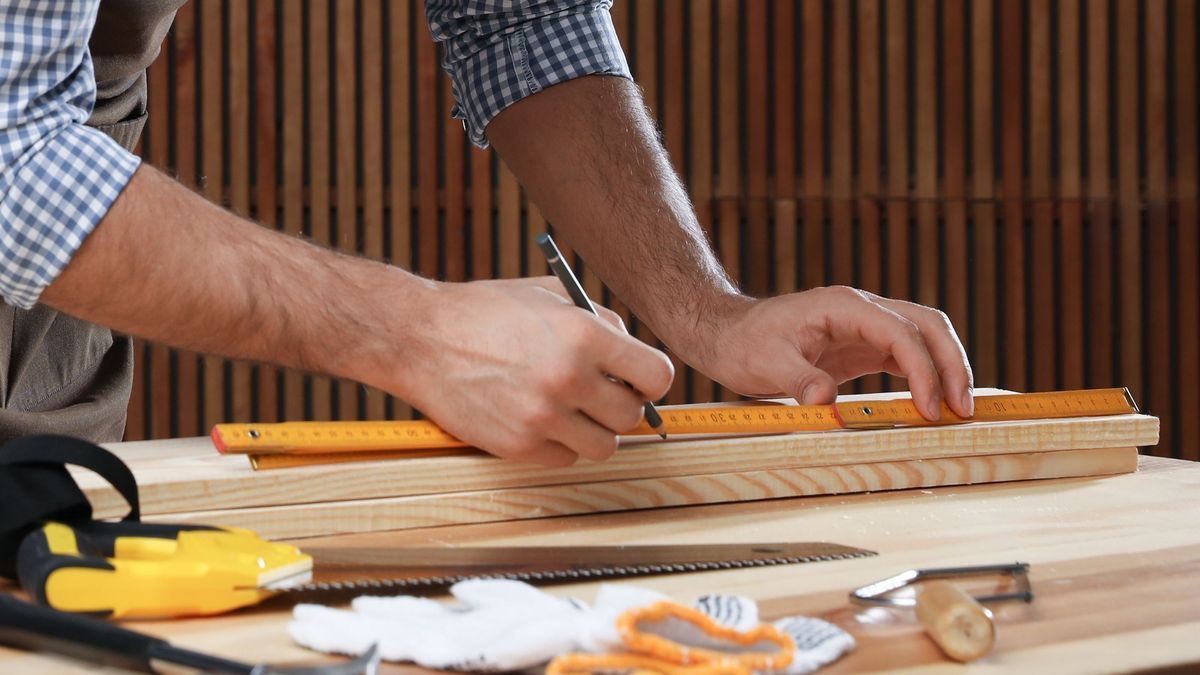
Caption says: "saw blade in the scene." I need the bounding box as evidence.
[282,542,876,595]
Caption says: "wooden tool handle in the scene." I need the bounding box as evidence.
[915,580,996,662]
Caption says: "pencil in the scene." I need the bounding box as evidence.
[535,233,668,439]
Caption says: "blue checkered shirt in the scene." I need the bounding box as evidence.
[0,1,141,309]
[426,0,631,147]
[0,0,628,309]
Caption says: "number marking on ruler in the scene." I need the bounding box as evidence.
[212,388,1138,457]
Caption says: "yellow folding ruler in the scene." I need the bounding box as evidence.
[212,388,1138,470]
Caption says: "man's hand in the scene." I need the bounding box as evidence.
[486,76,974,420]
[688,288,975,421]
[389,277,674,467]
[45,167,671,466]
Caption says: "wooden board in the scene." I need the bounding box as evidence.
[9,456,1199,674]
[143,447,1137,540]
[79,413,1158,519]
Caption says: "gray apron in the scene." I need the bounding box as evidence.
[0,0,184,443]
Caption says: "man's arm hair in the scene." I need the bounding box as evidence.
[486,75,747,372]
[42,164,434,394]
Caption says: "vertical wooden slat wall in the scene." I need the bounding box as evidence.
[128,0,1199,461]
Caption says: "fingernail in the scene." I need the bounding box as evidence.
[961,388,975,417]
[802,384,820,404]
[926,397,942,421]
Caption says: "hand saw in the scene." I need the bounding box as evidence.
[268,542,876,597]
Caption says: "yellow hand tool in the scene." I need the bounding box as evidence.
[17,519,312,619]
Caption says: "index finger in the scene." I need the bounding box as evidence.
[876,297,975,417]
[825,291,945,420]
[594,325,675,402]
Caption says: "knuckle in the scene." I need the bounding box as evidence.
[929,308,954,330]
[521,400,558,429]
[619,402,646,432]
[545,452,578,468]
[539,366,578,396]
[911,368,940,391]
[895,315,922,338]
[646,353,675,398]
[582,433,619,461]
[497,439,533,461]
[560,314,600,350]
[828,285,869,302]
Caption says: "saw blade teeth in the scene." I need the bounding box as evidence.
[290,546,877,593]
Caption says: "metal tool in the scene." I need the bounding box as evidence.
[0,594,379,674]
[850,562,1033,608]
[211,388,1139,470]
[851,563,1033,662]
[290,542,877,594]
[18,520,312,619]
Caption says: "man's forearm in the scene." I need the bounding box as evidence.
[486,76,746,372]
[41,164,432,392]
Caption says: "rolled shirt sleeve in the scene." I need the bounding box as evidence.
[425,0,631,147]
[0,1,141,309]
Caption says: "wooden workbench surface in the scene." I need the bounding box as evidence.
[3,455,1198,673]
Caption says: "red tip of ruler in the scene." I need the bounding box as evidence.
[211,426,231,454]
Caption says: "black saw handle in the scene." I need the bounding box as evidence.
[0,593,253,673]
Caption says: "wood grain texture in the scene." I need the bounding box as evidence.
[1029,0,1055,392]
[1177,0,1199,461]
[884,0,909,310]
[147,447,1138,540]
[78,408,1159,519]
[1116,0,1142,404]
[1144,0,1171,452]
[829,0,853,290]
[941,0,967,347]
[1058,0,1085,390]
[999,0,1026,390]
[11,459,1200,674]
[914,0,938,309]
[970,0,997,388]
[801,0,824,290]
[1086,0,1114,390]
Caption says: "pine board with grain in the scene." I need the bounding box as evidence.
[79,411,1158,520]
[141,447,1137,540]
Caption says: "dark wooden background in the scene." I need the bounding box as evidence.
[126,0,1199,460]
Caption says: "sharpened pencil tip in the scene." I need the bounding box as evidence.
[658,431,668,440]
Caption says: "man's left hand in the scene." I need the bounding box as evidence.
[685,286,975,421]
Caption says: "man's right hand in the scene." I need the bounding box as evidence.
[43,167,670,466]
[383,277,675,467]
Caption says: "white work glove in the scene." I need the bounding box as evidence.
[288,579,853,673]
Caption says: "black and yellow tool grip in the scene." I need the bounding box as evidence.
[16,524,112,614]
[16,520,310,619]
[17,521,218,617]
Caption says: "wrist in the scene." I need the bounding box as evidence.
[661,290,755,375]
[331,263,442,398]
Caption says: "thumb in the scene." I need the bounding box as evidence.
[784,356,838,405]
